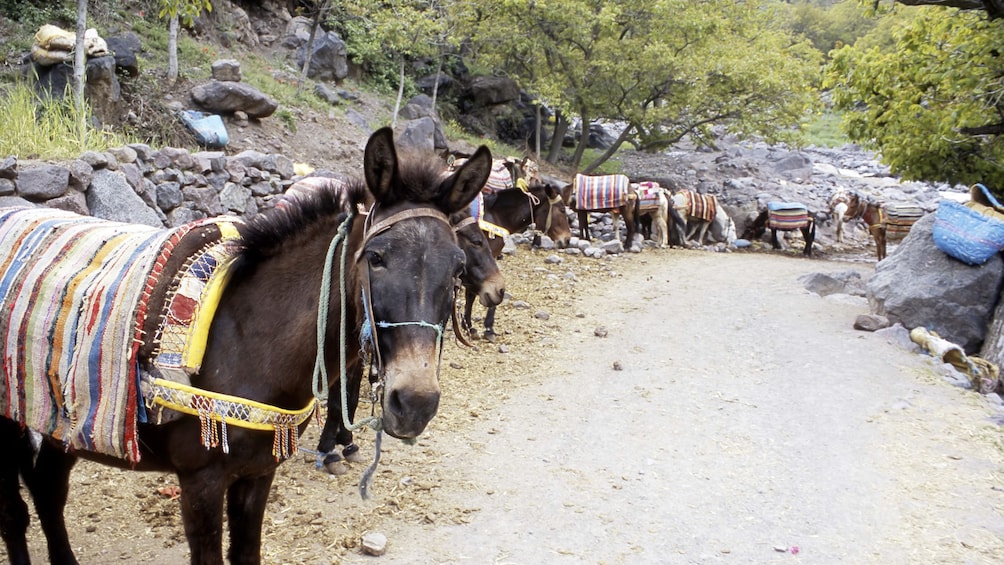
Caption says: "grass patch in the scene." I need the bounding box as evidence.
[803,110,849,148]
[0,80,134,160]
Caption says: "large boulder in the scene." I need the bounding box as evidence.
[190,80,278,118]
[294,31,349,82]
[86,169,162,227]
[867,213,1003,353]
[396,117,438,154]
[15,163,70,202]
[31,55,123,127]
[467,76,520,106]
[105,33,141,77]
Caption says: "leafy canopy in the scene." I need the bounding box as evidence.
[453,0,821,171]
[825,7,1004,192]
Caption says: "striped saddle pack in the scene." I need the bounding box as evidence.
[679,190,717,223]
[767,202,811,230]
[0,207,241,462]
[574,174,632,211]
[634,182,664,213]
[883,204,924,239]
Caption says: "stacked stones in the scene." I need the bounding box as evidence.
[0,146,296,229]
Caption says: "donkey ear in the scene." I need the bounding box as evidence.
[363,127,399,202]
[437,145,491,213]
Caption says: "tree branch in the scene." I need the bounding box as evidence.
[886,0,1003,19]
[959,123,1004,135]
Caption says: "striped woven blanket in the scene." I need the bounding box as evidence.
[635,182,663,212]
[575,174,630,210]
[0,207,239,462]
[679,190,717,223]
[885,204,923,239]
[483,160,514,193]
[767,202,811,230]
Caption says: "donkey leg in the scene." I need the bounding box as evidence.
[483,305,498,343]
[178,469,228,565]
[463,286,478,339]
[0,419,32,565]
[316,402,347,474]
[338,360,366,464]
[225,472,276,565]
[22,440,79,565]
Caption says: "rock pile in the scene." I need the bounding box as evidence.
[0,146,298,228]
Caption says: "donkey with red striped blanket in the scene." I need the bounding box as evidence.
[0,128,492,564]
[743,201,817,257]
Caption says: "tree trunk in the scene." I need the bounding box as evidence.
[534,104,541,159]
[581,124,635,174]
[168,13,179,83]
[298,0,329,95]
[570,110,590,171]
[431,54,442,117]
[73,0,87,144]
[980,286,1004,368]
[392,58,405,129]
[546,111,568,164]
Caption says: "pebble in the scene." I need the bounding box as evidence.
[361,532,387,556]
[594,326,608,337]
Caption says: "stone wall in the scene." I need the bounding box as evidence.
[0,145,301,227]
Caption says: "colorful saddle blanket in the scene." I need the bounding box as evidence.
[678,190,717,223]
[0,207,240,462]
[575,174,630,211]
[635,182,663,212]
[767,202,811,230]
[884,204,924,239]
[483,160,514,193]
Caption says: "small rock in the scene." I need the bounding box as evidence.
[612,361,622,371]
[853,313,889,332]
[534,311,550,320]
[497,344,509,353]
[449,361,464,370]
[361,532,387,556]
[594,326,608,338]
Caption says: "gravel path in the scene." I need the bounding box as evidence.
[342,251,1004,565]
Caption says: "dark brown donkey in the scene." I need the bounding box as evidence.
[314,204,505,474]
[0,127,491,564]
[470,181,572,341]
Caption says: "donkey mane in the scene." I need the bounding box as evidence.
[236,178,368,265]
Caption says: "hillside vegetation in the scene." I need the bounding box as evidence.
[0,0,1000,195]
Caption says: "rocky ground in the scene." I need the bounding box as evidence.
[8,245,1004,564]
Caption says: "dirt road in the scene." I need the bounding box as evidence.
[10,249,1004,564]
[340,250,1004,565]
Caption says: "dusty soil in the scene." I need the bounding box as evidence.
[8,245,1004,564]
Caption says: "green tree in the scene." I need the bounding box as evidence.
[455,0,821,171]
[159,0,212,83]
[825,7,1004,192]
[329,1,455,120]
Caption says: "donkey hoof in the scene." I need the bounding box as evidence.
[322,453,348,475]
[484,330,497,343]
[342,443,363,463]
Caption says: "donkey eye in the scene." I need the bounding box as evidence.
[367,251,385,268]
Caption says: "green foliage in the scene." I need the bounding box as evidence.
[825,7,1004,193]
[0,0,77,30]
[803,110,849,148]
[779,0,878,55]
[0,80,133,160]
[325,0,454,96]
[453,0,822,170]
[158,0,211,26]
